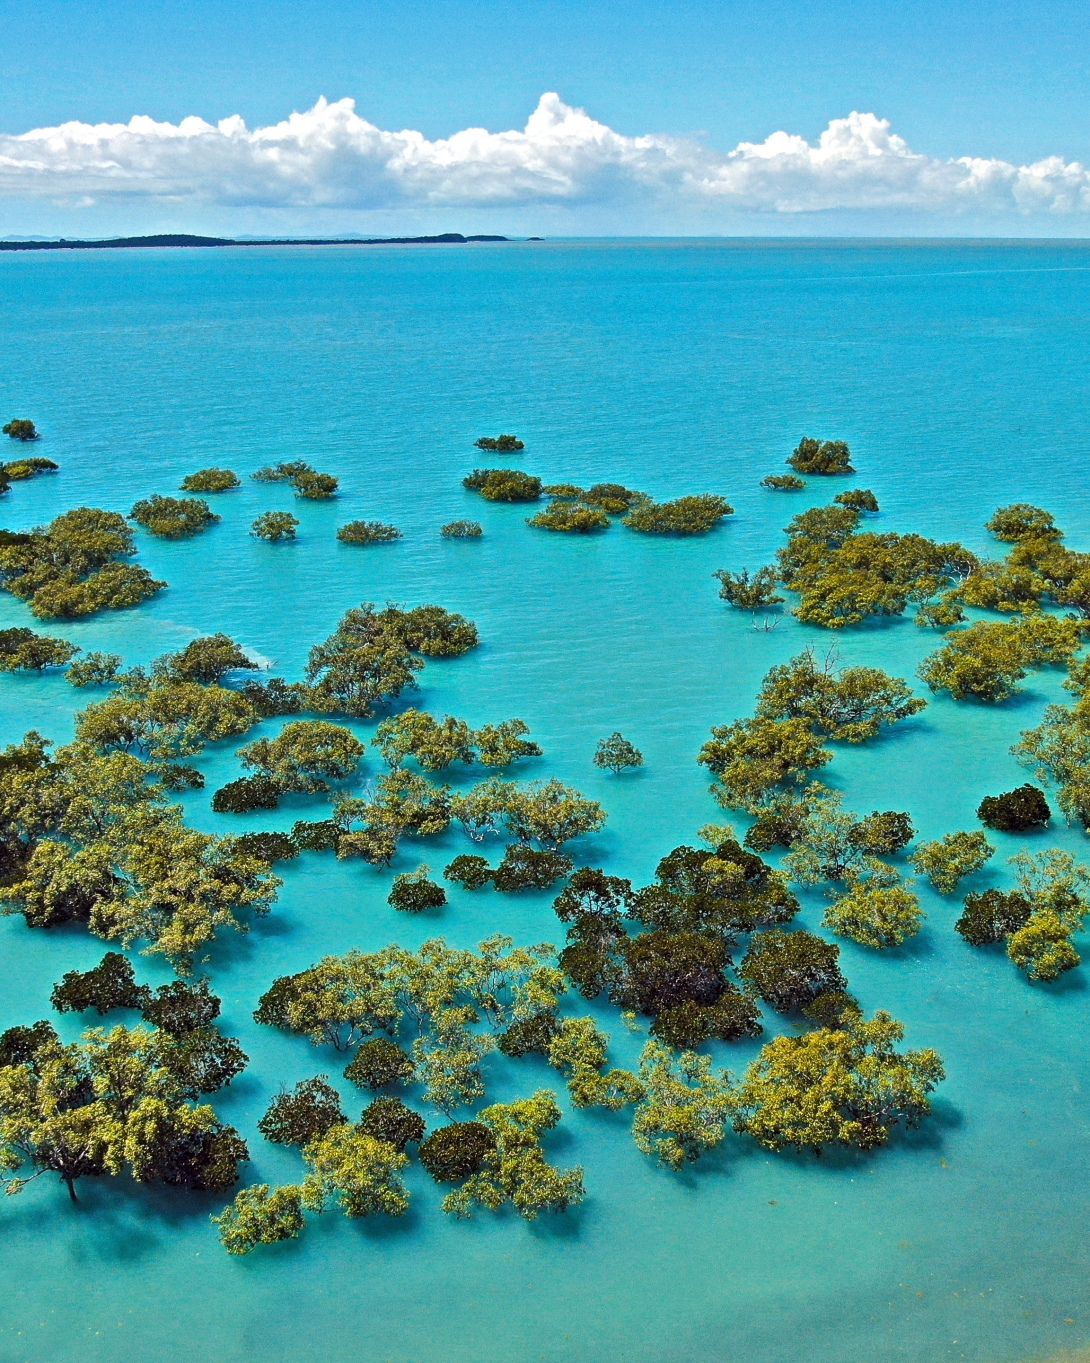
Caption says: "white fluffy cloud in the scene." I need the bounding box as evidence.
[1,93,1088,219]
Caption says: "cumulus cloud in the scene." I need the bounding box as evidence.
[1,93,1088,219]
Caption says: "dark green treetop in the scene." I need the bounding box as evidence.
[787,438,854,475]
[130,495,219,539]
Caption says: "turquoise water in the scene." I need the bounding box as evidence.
[2,239,1090,1363]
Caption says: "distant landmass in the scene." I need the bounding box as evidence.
[0,233,509,252]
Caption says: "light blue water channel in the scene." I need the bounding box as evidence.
[1,239,1090,1363]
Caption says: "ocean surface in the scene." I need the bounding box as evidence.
[1,238,1090,1363]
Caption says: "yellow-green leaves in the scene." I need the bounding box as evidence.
[441,1090,584,1221]
[632,1041,734,1170]
[731,1012,944,1154]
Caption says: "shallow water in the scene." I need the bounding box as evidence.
[1,238,1090,1363]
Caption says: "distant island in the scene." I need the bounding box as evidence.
[0,233,509,252]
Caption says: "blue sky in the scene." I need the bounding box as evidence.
[2,0,1089,236]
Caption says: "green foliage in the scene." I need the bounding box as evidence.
[158,634,258,685]
[1009,847,1090,925]
[303,603,478,718]
[547,1017,642,1110]
[498,1011,560,1057]
[0,507,166,619]
[776,504,976,629]
[66,651,123,687]
[953,850,1089,980]
[300,1123,409,1216]
[475,435,524,452]
[231,832,298,862]
[388,865,448,913]
[251,512,299,541]
[698,717,831,812]
[910,831,994,893]
[252,462,339,499]
[622,494,733,535]
[918,614,1083,702]
[1005,912,1081,981]
[448,776,518,841]
[848,809,915,855]
[801,990,862,1029]
[492,844,574,891]
[238,719,364,793]
[3,419,38,441]
[211,775,283,813]
[787,437,854,475]
[822,874,924,948]
[240,677,305,717]
[632,1040,734,1168]
[254,952,402,1050]
[956,560,1047,614]
[503,777,606,849]
[985,504,1061,543]
[581,483,646,514]
[142,977,222,1035]
[443,853,495,889]
[294,471,339,499]
[180,468,239,493]
[349,770,453,851]
[258,1076,346,1146]
[0,1021,248,1200]
[441,1090,584,1220]
[650,988,762,1048]
[213,1183,305,1255]
[834,488,879,512]
[593,732,643,773]
[552,866,632,923]
[252,461,312,482]
[977,785,1051,832]
[463,469,542,502]
[779,786,898,886]
[627,839,798,938]
[419,1121,495,1182]
[761,474,806,490]
[440,519,482,538]
[337,520,401,544]
[731,1010,944,1152]
[290,818,339,851]
[742,791,811,853]
[1011,661,1090,825]
[358,1096,425,1152]
[613,931,732,1020]
[738,929,846,1014]
[50,952,150,1015]
[475,719,543,766]
[76,675,259,767]
[955,889,1032,946]
[130,495,219,539]
[527,501,611,532]
[3,457,57,480]
[0,627,78,671]
[714,566,784,612]
[257,935,563,1123]
[373,708,540,771]
[755,648,926,742]
[343,1038,415,1090]
[0,737,280,971]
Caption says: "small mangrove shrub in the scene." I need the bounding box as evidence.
[337,521,401,545]
[181,468,240,492]
[440,520,482,539]
[251,512,299,541]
